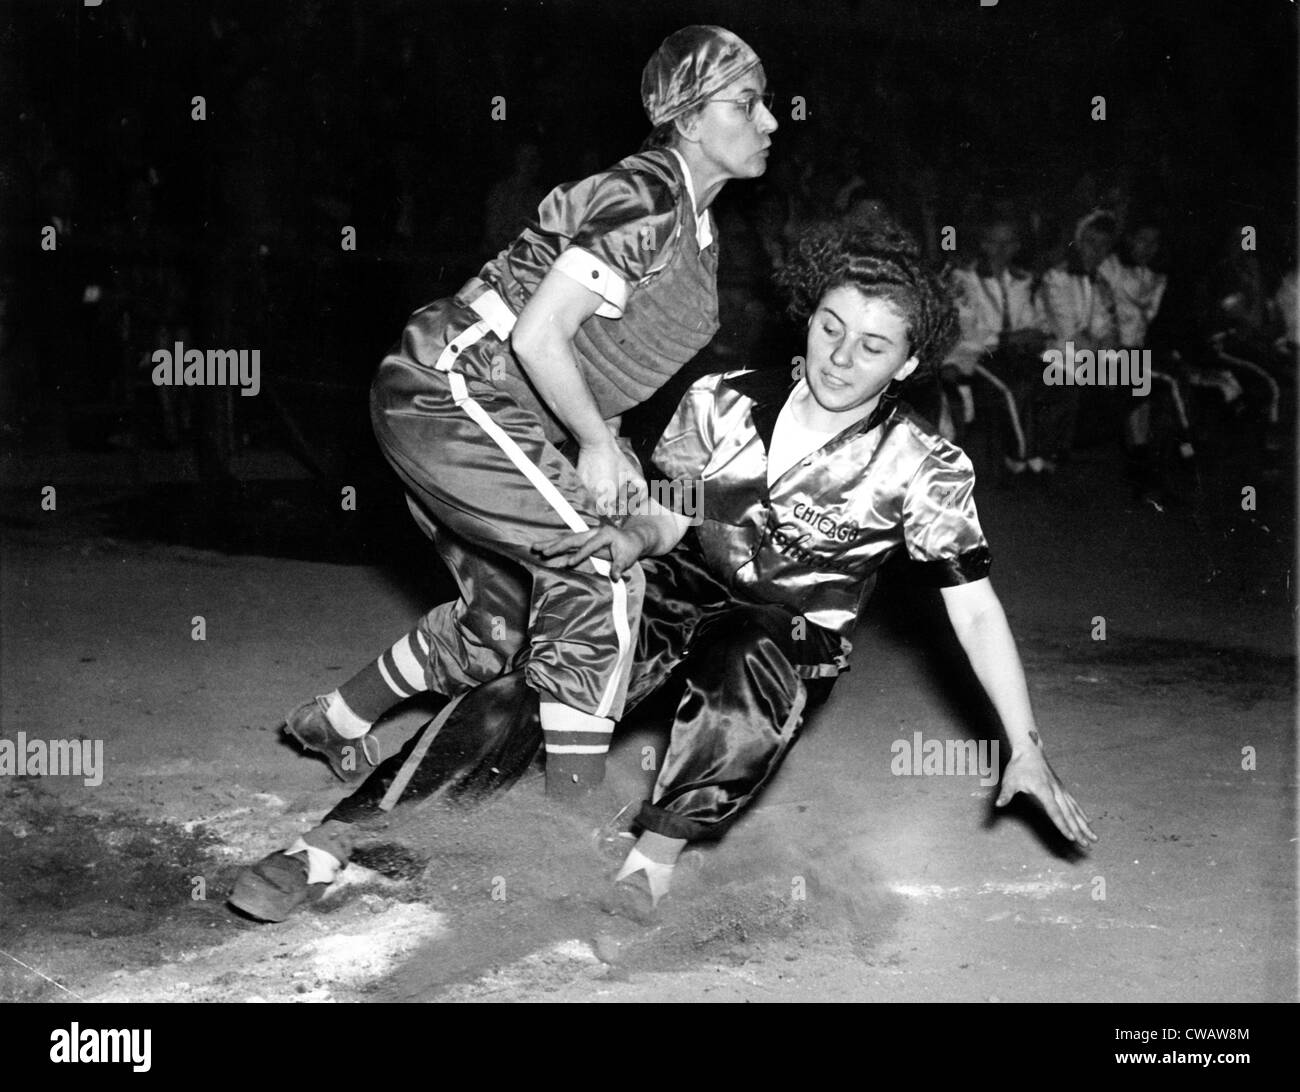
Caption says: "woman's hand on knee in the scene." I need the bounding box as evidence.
[578,438,646,518]
[532,523,649,579]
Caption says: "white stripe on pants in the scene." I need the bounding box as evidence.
[434,316,633,720]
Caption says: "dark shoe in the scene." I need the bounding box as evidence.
[283,697,380,782]
[228,850,329,923]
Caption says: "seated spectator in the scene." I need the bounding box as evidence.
[1200,225,1289,449]
[1034,210,1121,472]
[1097,217,1194,497]
[943,215,1047,477]
[1098,220,1166,351]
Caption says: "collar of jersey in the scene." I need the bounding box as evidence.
[668,148,714,251]
[723,368,899,451]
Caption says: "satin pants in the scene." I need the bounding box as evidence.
[325,543,837,842]
[371,294,643,720]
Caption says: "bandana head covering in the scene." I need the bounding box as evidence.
[641,25,762,128]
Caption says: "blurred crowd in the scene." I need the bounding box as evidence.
[718,163,1298,503]
[2,2,1295,498]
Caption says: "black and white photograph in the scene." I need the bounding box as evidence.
[0,0,1295,1029]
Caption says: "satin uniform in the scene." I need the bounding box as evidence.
[372,147,719,720]
[330,367,993,843]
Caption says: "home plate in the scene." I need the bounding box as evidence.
[890,874,1075,904]
[297,903,446,986]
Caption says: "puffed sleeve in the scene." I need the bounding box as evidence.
[649,374,722,516]
[901,444,992,586]
[542,167,679,319]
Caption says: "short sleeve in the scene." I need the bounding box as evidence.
[650,376,721,516]
[542,168,678,318]
[901,444,992,587]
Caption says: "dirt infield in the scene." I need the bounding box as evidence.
[1,443,1294,1002]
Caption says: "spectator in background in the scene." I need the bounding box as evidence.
[1200,224,1288,450]
[1034,209,1120,473]
[943,215,1047,477]
[1204,226,1272,345]
[1099,220,1166,351]
[1096,218,1195,499]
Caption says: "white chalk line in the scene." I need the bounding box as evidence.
[0,947,89,1001]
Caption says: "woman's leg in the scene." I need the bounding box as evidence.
[284,520,535,781]
[636,603,814,841]
[373,305,647,796]
[290,298,645,795]
[614,602,834,912]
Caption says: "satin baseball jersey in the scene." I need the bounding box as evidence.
[652,368,993,673]
[476,146,720,440]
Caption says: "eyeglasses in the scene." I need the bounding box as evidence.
[708,91,774,121]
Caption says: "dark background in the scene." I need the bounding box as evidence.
[1,0,1295,499]
[0,3,1295,1007]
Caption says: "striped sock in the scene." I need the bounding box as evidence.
[321,691,371,740]
[336,627,430,725]
[540,701,613,798]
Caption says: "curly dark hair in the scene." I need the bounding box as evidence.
[775,218,959,373]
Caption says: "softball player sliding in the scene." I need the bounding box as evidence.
[232,220,1096,924]
[230,28,779,918]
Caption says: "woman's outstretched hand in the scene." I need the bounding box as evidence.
[996,747,1098,848]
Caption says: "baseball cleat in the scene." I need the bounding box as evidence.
[228,850,329,923]
[282,696,380,782]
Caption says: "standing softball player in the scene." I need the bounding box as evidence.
[231,28,778,918]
